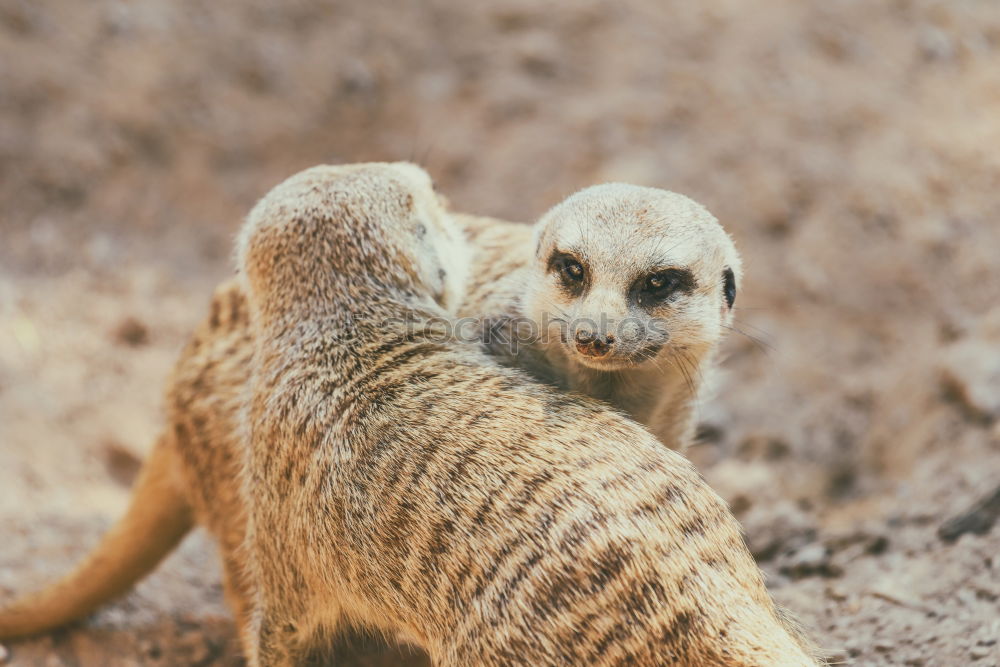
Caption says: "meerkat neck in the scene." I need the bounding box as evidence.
[252,279,443,342]
[543,340,715,450]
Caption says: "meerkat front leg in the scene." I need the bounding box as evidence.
[248,600,332,667]
[248,609,295,667]
[243,534,344,665]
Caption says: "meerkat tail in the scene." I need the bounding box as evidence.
[0,438,193,639]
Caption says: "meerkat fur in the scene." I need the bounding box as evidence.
[236,162,817,665]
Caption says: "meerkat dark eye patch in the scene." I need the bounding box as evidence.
[722,267,736,309]
[632,268,695,308]
[547,251,588,296]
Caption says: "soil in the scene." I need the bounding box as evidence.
[1,1,999,665]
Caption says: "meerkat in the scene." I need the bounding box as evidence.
[234,162,816,665]
[460,185,741,450]
[0,166,808,665]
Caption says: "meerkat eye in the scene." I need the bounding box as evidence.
[549,253,585,283]
[646,273,673,290]
[561,260,585,282]
[635,268,696,307]
[548,252,587,295]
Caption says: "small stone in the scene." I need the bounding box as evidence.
[823,522,890,556]
[825,584,849,602]
[970,644,993,660]
[738,433,791,460]
[704,459,777,516]
[103,440,143,486]
[694,422,724,444]
[874,639,895,652]
[341,58,376,96]
[866,534,890,555]
[515,32,561,79]
[938,484,1000,543]
[918,26,955,61]
[779,542,842,579]
[0,643,9,663]
[114,316,150,346]
[743,500,817,562]
[824,649,851,665]
[940,308,1000,419]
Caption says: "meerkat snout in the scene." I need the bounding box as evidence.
[574,329,615,357]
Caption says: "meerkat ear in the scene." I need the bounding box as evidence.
[722,267,736,309]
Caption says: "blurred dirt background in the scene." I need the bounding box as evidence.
[2,0,999,665]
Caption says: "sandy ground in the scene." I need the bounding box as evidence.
[1,1,999,664]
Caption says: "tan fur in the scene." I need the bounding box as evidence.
[235,163,816,664]
[0,163,817,665]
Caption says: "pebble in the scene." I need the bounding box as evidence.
[970,644,993,660]
[825,584,849,602]
[874,639,895,652]
[743,499,817,561]
[918,26,955,61]
[0,643,8,663]
[707,459,787,517]
[940,307,1000,419]
[779,542,842,579]
[113,316,150,347]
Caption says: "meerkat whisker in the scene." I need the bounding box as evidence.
[723,323,776,355]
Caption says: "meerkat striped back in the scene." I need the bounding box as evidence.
[238,163,820,666]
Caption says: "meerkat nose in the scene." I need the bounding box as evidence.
[575,331,615,357]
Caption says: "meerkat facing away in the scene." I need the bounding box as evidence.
[237,162,817,665]
[461,184,742,451]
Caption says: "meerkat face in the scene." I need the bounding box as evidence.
[388,163,470,312]
[524,184,742,371]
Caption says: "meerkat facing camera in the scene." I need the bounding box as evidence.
[237,163,816,665]
[462,184,741,450]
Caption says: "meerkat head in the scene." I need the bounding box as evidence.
[238,162,468,319]
[524,183,742,371]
